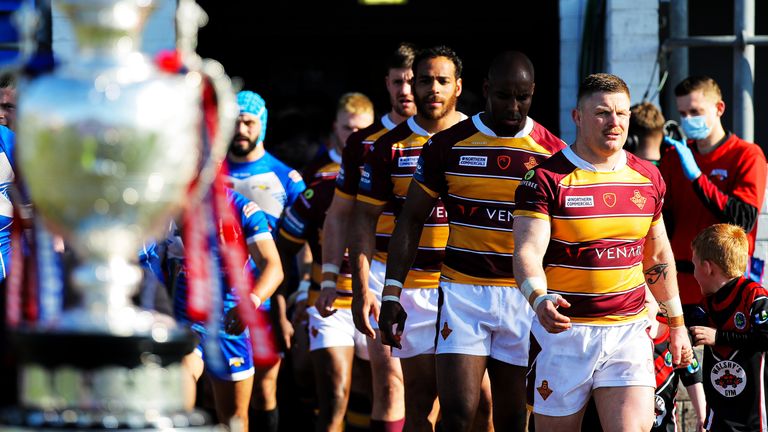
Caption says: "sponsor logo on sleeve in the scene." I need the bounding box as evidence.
[288,170,303,183]
[242,202,259,218]
[459,155,488,167]
[359,166,372,191]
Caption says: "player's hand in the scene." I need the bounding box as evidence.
[352,289,378,339]
[315,288,338,318]
[275,316,294,351]
[291,299,309,328]
[534,294,571,334]
[378,300,407,349]
[689,325,717,347]
[224,307,246,335]
[663,136,702,181]
[669,325,694,366]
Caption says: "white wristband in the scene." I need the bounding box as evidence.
[297,280,310,293]
[250,293,262,310]
[385,279,403,288]
[382,295,400,303]
[520,277,547,303]
[663,295,684,317]
[532,294,560,311]
[322,263,340,275]
[320,280,336,290]
[295,290,308,304]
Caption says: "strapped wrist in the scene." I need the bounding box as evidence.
[385,279,403,289]
[662,295,685,328]
[322,263,340,275]
[320,280,336,290]
[532,294,560,311]
[520,277,548,306]
[382,295,400,303]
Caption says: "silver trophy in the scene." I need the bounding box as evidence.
[2,0,237,429]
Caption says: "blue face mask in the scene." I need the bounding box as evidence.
[681,115,712,140]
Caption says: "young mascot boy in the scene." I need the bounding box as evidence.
[689,223,768,431]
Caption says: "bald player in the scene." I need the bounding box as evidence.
[380,51,564,431]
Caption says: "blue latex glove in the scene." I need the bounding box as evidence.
[664,136,701,181]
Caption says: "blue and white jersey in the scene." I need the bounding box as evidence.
[0,125,14,281]
[173,189,272,326]
[226,151,305,232]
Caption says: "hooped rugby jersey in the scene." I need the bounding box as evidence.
[414,114,564,286]
[336,114,397,264]
[357,116,452,289]
[514,147,665,325]
[279,152,353,309]
[698,276,768,432]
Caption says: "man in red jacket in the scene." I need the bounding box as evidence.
[660,75,767,322]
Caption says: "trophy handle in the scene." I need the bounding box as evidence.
[175,0,238,201]
[193,58,238,200]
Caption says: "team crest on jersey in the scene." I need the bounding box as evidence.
[459,155,487,167]
[243,202,259,218]
[229,357,245,367]
[603,193,617,208]
[537,380,553,400]
[497,155,511,170]
[311,326,319,338]
[303,188,314,199]
[523,156,538,171]
[524,170,535,180]
[565,196,594,208]
[630,190,647,210]
[664,351,673,367]
[711,360,746,397]
[734,312,747,329]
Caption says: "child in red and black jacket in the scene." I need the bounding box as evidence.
[689,223,768,432]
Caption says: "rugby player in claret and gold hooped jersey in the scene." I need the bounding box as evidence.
[380,51,564,432]
[351,45,492,432]
[276,92,375,432]
[318,42,417,431]
[513,73,692,432]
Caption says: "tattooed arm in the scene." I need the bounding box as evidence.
[643,217,692,365]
